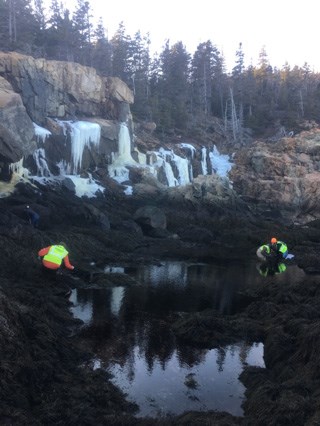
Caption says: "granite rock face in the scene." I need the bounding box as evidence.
[0,52,133,124]
[0,52,134,173]
[230,130,320,224]
[0,76,35,162]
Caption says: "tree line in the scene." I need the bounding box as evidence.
[1,0,320,141]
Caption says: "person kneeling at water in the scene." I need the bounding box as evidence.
[256,237,288,261]
[38,243,75,297]
[38,242,75,271]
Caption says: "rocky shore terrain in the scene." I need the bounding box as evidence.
[2,51,320,425]
[1,176,320,426]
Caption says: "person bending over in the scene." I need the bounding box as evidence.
[256,237,288,261]
[38,242,74,271]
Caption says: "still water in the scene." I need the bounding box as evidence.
[70,260,304,418]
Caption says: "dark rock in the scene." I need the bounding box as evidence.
[62,177,76,193]
[1,180,320,426]
[134,205,167,232]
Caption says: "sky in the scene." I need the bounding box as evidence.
[57,0,320,73]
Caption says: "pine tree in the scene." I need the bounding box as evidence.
[33,0,46,30]
[0,0,9,50]
[232,42,245,77]
[110,22,131,82]
[92,17,112,76]
[158,41,191,130]
[72,0,93,65]
[191,40,225,123]
[46,2,74,61]
[129,30,151,119]
[2,0,39,52]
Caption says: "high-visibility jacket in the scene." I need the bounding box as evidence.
[270,241,288,258]
[259,244,271,254]
[275,241,288,258]
[38,245,74,270]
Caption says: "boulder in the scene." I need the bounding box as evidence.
[105,77,134,104]
[0,77,35,162]
[134,205,167,233]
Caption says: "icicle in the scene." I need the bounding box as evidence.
[55,120,101,174]
[33,148,51,177]
[69,121,101,174]
[157,148,190,185]
[180,143,196,158]
[173,155,190,185]
[9,159,29,178]
[201,147,208,175]
[118,123,133,158]
[108,123,137,183]
[33,123,51,144]
[209,145,233,177]
[56,160,72,175]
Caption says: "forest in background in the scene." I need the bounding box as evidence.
[1,0,320,142]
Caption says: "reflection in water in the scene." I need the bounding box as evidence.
[104,266,125,273]
[256,262,287,277]
[70,261,305,418]
[108,342,264,417]
[70,290,92,324]
[135,262,188,287]
[110,286,125,316]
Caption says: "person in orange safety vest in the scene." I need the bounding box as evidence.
[38,242,74,271]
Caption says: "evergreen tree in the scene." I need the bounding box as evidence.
[72,0,93,65]
[129,30,151,119]
[151,41,174,130]
[33,0,46,30]
[232,42,245,77]
[0,0,9,50]
[300,63,316,119]
[241,65,256,123]
[110,22,131,82]
[148,53,163,123]
[191,40,223,119]
[252,46,276,129]
[46,2,74,61]
[2,0,39,52]
[32,0,48,56]
[47,0,62,29]
[92,17,112,76]
[158,41,191,130]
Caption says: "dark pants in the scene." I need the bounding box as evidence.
[41,266,72,297]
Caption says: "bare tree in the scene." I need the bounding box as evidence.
[8,0,17,43]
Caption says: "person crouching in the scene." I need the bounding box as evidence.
[38,242,74,272]
[38,242,75,296]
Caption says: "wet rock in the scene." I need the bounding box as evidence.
[134,205,167,234]
[1,181,320,425]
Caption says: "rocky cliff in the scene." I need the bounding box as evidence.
[1,52,320,225]
[0,51,134,175]
[230,130,320,224]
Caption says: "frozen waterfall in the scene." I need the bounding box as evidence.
[68,121,101,174]
[2,119,235,200]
